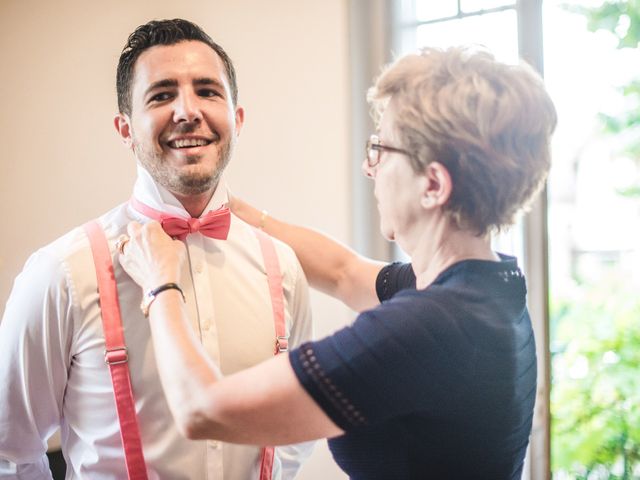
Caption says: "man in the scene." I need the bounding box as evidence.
[0,19,313,479]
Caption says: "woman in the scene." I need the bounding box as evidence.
[119,46,557,478]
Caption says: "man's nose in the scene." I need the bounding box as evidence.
[173,92,203,123]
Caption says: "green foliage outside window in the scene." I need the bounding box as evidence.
[551,1,640,478]
[551,272,640,478]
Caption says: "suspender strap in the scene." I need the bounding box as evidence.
[84,221,149,480]
[259,448,276,480]
[253,228,287,480]
[253,228,287,354]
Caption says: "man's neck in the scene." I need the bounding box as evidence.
[173,190,215,218]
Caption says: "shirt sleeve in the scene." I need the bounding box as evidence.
[375,262,416,302]
[0,458,52,480]
[275,251,315,478]
[0,249,74,478]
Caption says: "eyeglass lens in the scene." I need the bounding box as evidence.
[367,136,380,167]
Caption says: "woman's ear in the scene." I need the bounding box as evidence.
[420,161,452,209]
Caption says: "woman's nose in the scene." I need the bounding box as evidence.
[361,157,375,178]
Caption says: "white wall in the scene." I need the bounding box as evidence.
[0,1,353,478]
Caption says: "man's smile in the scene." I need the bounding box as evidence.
[168,138,211,148]
[167,135,215,149]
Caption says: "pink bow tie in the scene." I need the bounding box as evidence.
[129,197,230,241]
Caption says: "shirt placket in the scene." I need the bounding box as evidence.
[185,234,223,478]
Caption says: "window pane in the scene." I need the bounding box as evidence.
[414,9,518,64]
[492,220,524,263]
[415,1,458,22]
[460,0,516,13]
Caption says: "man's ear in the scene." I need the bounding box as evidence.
[421,161,453,209]
[114,114,133,149]
[234,106,245,137]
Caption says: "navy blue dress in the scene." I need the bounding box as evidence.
[289,255,536,479]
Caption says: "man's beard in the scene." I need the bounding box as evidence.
[133,137,233,196]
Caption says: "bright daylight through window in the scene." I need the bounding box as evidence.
[543,1,640,478]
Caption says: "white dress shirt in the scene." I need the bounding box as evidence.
[0,166,314,479]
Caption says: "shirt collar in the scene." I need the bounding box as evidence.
[132,163,229,219]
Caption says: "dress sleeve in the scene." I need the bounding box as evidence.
[0,249,74,478]
[289,290,462,432]
[375,262,416,302]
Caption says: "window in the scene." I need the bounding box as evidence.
[395,0,518,63]
[543,1,640,477]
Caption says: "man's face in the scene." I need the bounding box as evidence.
[115,40,244,198]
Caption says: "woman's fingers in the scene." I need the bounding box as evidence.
[119,221,186,291]
[126,220,143,238]
[119,221,160,289]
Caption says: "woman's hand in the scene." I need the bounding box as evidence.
[227,192,257,226]
[118,221,187,291]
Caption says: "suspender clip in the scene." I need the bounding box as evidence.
[276,336,289,353]
[104,347,129,365]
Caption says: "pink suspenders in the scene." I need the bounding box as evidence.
[252,228,288,355]
[84,221,149,480]
[252,227,288,479]
[84,220,287,480]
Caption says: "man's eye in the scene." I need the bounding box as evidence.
[199,89,221,98]
[149,92,172,102]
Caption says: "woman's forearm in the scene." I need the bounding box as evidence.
[231,196,384,311]
[146,289,223,439]
[146,288,343,445]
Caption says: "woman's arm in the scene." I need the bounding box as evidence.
[119,222,343,445]
[230,196,384,312]
[146,289,342,445]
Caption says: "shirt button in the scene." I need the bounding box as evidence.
[194,264,203,274]
[210,440,221,449]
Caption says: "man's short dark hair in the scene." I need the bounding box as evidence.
[116,18,238,115]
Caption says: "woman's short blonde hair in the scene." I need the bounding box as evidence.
[368,46,557,236]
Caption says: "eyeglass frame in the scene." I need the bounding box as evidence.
[365,134,413,168]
